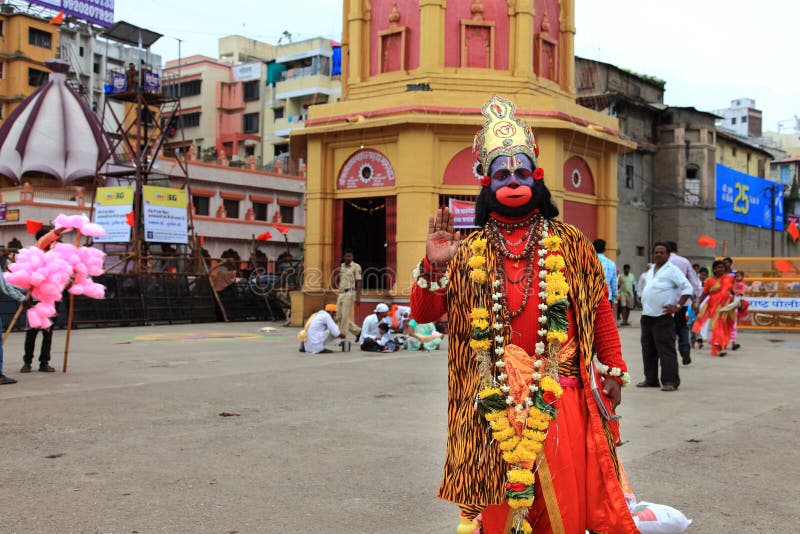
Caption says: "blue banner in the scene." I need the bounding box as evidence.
[715,163,783,230]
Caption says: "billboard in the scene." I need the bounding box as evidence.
[715,163,783,230]
[232,62,262,82]
[29,0,115,27]
[448,199,476,229]
[93,186,133,243]
[143,186,188,244]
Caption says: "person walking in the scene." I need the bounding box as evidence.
[638,242,693,391]
[666,241,702,365]
[0,270,27,384]
[692,260,736,357]
[334,250,362,340]
[618,264,636,326]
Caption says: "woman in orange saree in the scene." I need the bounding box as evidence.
[692,260,735,356]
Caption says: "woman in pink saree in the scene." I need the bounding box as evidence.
[692,260,735,356]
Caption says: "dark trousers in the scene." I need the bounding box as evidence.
[24,327,53,365]
[641,314,680,387]
[674,306,691,358]
[360,338,380,352]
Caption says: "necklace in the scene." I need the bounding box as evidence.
[486,217,543,261]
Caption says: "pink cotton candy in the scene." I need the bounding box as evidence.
[4,271,31,288]
[54,213,106,238]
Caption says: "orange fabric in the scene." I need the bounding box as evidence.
[480,384,635,533]
[693,274,735,352]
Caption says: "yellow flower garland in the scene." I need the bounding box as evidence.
[467,220,570,534]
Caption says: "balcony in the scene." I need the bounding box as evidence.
[275,73,339,100]
[272,115,306,138]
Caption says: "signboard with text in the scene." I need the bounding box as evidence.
[448,199,476,228]
[29,0,114,27]
[232,62,262,82]
[93,186,133,243]
[337,149,396,189]
[715,163,783,230]
[143,186,188,244]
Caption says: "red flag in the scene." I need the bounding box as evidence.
[257,231,273,241]
[49,11,64,24]
[787,219,800,243]
[199,234,205,245]
[774,260,795,274]
[273,223,291,234]
[697,235,717,248]
[26,219,43,235]
[125,211,135,227]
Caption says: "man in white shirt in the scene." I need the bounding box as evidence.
[303,304,346,354]
[360,302,390,352]
[666,241,702,365]
[638,242,693,392]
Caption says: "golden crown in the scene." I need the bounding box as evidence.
[473,96,537,173]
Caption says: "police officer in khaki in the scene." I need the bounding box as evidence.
[335,249,362,339]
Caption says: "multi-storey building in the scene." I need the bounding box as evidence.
[162,36,341,169]
[0,5,58,124]
[577,58,782,268]
[713,98,763,138]
[57,20,162,113]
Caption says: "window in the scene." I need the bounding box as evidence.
[79,46,84,57]
[243,112,260,134]
[279,205,294,224]
[741,116,747,123]
[192,195,210,216]
[28,67,48,87]
[636,246,645,257]
[625,165,634,189]
[731,117,737,125]
[93,62,100,74]
[0,104,4,120]
[274,143,288,157]
[686,167,698,180]
[273,107,284,120]
[685,166,700,205]
[252,202,268,221]
[164,79,201,98]
[180,112,201,128]
[223,199,240,219]
[28,28,52,49]
[0,62,4,79]
[732,147,737,157]
[243,80,260,101]
[0,20,4,37]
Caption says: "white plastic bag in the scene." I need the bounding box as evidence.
[631,501,692,534]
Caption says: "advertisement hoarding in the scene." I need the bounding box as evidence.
[448,199,476,229]
[715,163,783,230]
[143,186,188,244]
[93,186,133,243]
[28,0,114,28]
[232,62,262,82]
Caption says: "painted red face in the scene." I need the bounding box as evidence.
[488,155,535,207]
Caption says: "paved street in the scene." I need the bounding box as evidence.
[1,313,798,533]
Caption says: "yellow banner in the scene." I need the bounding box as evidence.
[143,185,187,208]
[96,186,134,206]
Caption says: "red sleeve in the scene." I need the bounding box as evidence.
[593,297,627,378]
[410,258,447,324]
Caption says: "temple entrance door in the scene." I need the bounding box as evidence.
[339,197,389,290]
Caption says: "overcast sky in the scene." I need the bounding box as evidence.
[115,0,798,132]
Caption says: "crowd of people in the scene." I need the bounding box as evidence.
[591,239,750,393]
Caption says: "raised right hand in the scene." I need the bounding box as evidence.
[425,207,461,268]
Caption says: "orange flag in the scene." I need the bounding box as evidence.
[697,235,717,248]
[787,219,800,243]
[125,211,135,227]
[273,223,291,234]
[49,11,64,24]
[774,260,794,274]
[257,231,273,241]
[26,219,43,235]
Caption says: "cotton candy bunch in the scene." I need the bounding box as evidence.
[54,214,106,238]
[5,217,107,329]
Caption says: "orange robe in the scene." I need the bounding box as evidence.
[411,218,637,533]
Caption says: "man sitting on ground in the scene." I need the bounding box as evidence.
[301,304,345,354]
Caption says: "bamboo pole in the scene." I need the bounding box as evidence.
[2,293,28,345]
[62,230,83,373]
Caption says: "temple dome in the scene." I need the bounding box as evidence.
[0,59,111,185]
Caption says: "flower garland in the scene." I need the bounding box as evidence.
[468,220,570,534]
[595,362,631,386]
[412,260,449,291]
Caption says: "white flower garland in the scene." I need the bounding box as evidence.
[595,362,631,387]
[412,261,449,291]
